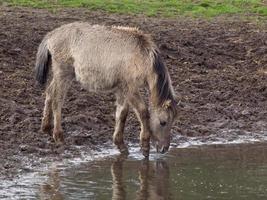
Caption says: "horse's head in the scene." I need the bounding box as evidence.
[149,99,177,154]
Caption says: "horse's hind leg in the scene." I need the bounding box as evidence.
[50,61,73,143]
[113,92,129,154]
[41,83,53,134]
[51,81,72,143]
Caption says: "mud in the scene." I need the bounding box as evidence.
[0,6,266,179]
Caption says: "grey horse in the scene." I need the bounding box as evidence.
[35,22,177,157]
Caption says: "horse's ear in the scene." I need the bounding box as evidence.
[162,99,172,109]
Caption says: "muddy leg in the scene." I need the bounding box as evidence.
[41,83,53,134]
[113,93,129,155]
[49,60,73,144]
[50,77,71,144]
[128,92,151,157]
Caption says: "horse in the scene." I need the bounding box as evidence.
[35,22,177,157]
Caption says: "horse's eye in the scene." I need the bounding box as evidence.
[160,121,167,126]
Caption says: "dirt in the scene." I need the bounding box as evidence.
[0,6,266,179]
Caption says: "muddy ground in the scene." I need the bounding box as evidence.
[0,6,266,179]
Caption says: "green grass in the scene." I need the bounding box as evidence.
[2,0,267,18]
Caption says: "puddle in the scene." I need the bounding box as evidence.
[1,133,267,199]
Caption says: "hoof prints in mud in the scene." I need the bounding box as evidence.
[0,6,266,178]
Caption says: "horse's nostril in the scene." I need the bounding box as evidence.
[160,121,167,126]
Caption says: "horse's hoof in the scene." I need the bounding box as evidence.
[55,140,64,146]
[114,139,129,155]
[140,138,150,157]
[118,144,129,155]
[41,123,52,135]
[141,147,150,158]
[116,153,128,160]
[53,132,64,145]
[120,149,129,157]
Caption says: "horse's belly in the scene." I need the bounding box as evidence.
[74,66,119,92]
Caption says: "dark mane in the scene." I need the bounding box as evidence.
[152,50,175,107]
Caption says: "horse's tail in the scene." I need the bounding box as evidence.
[35,38,51,85]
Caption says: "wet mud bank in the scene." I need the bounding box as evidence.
[0,6,266,179]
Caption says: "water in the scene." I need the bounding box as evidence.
[3,142,267,200]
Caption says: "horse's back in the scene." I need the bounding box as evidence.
[46,22,154,92]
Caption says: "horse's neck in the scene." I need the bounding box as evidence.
[147,72,162,107]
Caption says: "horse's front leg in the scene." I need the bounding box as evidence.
[128,92,151,157]
[113,93,129,154]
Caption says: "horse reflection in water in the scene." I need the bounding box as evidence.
[111,157,171,200]
[39,168,64,200]
[38,157,171,200]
